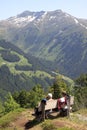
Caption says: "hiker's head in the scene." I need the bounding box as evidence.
[47,93,52,99]
[62,91,67,96]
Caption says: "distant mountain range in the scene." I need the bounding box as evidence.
[0,10,87,78]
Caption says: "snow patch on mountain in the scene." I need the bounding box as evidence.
[80,23,87,29]
[49,16,56,20]
[33,11,47,26]
[65,13,70,17]
[7,15,36,27]
[73,17,87,30]
[42,11,47,18]
[74,18,79,24]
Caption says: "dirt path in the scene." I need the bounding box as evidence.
[7,110,87,130]
[9,109,42,130]
[9,110,31,129]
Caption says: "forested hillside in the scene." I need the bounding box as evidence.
[0,40,54,101]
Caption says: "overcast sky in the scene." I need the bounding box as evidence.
[0,0,87,20]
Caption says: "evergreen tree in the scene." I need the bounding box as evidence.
[29,84,45,108]
[51,76,68,99]
[13,90,30,108]
[74,74,87,110]
[12,84,45,108]
[4,92,20,113]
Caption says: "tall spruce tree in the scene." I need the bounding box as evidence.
[51,76,68,99]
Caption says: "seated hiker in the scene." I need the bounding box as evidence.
[57,91,70,116]
[34,93,53,119]
[45,93,53,118]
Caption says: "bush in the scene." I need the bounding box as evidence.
[42,121,57,130]
[0,108,23,127]
[4,93,20,113]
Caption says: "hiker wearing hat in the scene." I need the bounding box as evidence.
[43,93,53,118]
[57,91,69,116]
[46,93,53,100]
[34,93,53,119]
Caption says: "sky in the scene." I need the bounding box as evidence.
[0,0,87,20]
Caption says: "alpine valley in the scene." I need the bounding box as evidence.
[0,10,87,94]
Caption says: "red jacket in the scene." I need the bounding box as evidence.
[57,97,67,110]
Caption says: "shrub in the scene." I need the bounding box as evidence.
[4,92,20,113]
[42,121,57,130]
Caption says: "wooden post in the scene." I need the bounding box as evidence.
[67,95,70,118]
[41,102,45,121]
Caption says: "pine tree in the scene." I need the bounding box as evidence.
[4,92,20,113]
[51,76,68,99]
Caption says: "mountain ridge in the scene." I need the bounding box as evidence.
[0,10,87,78]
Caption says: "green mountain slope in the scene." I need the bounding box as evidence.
[0,40,54,95]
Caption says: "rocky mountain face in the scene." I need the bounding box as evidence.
[0,10,87,78]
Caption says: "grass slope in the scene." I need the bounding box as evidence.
[0,109,87,130]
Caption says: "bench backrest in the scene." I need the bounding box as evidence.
[45,99,57,110]
[38,99,57,111]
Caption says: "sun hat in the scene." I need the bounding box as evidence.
[47,93,52,98]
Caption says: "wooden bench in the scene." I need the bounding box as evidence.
[34,96,74,121]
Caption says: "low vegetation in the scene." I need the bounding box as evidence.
[42,120,75,130]
[0,108,24,128]
[42,120,57,130]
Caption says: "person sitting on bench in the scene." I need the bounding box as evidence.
[57,91,70,116]
[34,93,53,119]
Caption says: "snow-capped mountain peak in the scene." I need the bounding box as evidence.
[2,10,87,30]
[6,11,46,27]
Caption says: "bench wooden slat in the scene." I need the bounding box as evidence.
[45,99,57,110]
